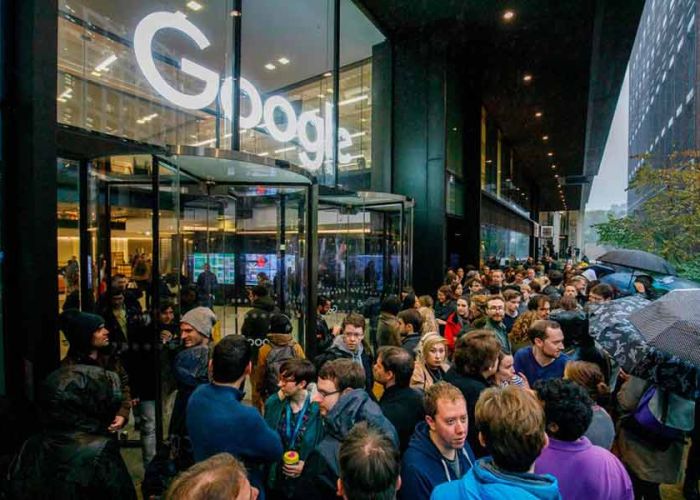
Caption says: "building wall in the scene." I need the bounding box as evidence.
[628,0,697,211]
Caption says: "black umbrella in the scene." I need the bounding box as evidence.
[630,289,700,366]
[597,249,677,275]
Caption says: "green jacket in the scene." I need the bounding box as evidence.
[264,392,324,492]
[484,318,511,354]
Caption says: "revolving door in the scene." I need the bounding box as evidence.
[82,148,316,446]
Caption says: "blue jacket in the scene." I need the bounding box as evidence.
[187,384,283,495]
[294,389,398,500]
[400,421,476,500]
[431,457,561,500]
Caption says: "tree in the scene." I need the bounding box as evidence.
[594,151,700,281]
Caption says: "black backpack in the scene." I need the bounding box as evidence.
[264,344,298,397]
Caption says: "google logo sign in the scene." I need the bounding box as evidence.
[134,11,354,171]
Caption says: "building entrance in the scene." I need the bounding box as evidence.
[60,147,315,448]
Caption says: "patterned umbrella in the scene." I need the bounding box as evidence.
[630,289,700,365]
[589,293,700,399]
[628,289,700,398]
[588,295,651,373]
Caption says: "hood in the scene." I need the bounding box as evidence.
[324,389,395,443]
[267,333,293,346]
[253,295,277,312]
[331,333,364,359]
[404,421,474,482]
[463,458,560,500]
[40,364,122,434]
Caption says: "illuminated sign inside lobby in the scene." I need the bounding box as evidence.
[134,11,353,171]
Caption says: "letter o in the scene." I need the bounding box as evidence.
[264,96,297,143]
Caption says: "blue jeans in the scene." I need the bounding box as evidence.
[134,400,156,466]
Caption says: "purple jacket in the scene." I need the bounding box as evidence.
[535,437,633,500]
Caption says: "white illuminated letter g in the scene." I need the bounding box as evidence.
[134,11,219,110]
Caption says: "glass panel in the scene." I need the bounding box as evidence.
[57,158,81,315]
[338,0,386,190]
[57,158,81,360]
[57,0,236,148]
[240,0,335,184]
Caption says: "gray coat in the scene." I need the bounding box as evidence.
[616,376,685,484]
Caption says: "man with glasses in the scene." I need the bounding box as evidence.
[314,312,374,394]
[295,359,398,500]
[483,296,510,354]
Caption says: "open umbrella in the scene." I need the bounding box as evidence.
[630,289,700,365]
[627,289,700,398]
[588,295,651,373]
[597,249,677,275]
[590,293,700,398]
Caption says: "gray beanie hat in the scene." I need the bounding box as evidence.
[181,307,217,339]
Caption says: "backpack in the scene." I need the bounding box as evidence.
[264,343,298,397]
[632,385,695,443]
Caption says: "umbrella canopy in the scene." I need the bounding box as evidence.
[630,289,700,366]
[597,249,677,275]
[590,294,700,398]
[588,295,651,373]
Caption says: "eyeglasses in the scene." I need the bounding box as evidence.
[317,388,341,398]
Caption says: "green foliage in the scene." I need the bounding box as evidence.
[594,151,700,281]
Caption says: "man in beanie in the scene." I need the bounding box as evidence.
[252,313,305,409]
[59,309,131,432]
[169,306,217,470]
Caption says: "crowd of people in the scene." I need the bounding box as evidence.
[4,256,699,500]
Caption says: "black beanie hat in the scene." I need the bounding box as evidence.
[59,309,105,353]
[269,313,293,334]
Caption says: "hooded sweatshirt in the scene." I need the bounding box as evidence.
[400,421,476,500]
[314,335,374,393]
[431,457,561,500]
[294,389,397,500]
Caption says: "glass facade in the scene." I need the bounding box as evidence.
[627,0,697,211]
[57,0,385,188]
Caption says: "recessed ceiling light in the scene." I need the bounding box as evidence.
[278,57,290,65]
[554,174,559,178]
[229,9,241,16]
[323,72,332,77]
[542,135,549,141]
[317,94,325,98]
[186,1,203,11]
[523,74,533,82]
[326,89,333,93]
[551,164,557,169]
[265,63,276,70]
[547,152,554,157]
[535,111,543,118]
[502,10,515,21]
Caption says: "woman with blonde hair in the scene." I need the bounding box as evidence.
[410,332,450,392]
[508,310,539,354]
[418,306,439,335]
[564,360,615,449]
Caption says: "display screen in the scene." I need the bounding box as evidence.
[244,253,297,285]
[192,253,236,284]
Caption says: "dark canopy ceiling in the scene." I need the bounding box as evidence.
[356,0,643,212]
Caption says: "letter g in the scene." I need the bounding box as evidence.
[134,11,219,110]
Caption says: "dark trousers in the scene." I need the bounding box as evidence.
[629,472,661,500]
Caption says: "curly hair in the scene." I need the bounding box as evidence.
[509,310,539,346]
[534,378,594,441]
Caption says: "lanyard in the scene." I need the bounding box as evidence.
[285,395,310,448]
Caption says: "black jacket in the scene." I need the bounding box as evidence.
[443,368,490,457]
[379,385,425,454]
[7,364,136,499]
[241,295,278,347]
[295,389,398,500]
[314,336,374,394]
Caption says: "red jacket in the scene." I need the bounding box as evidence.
[444,312,468,350]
